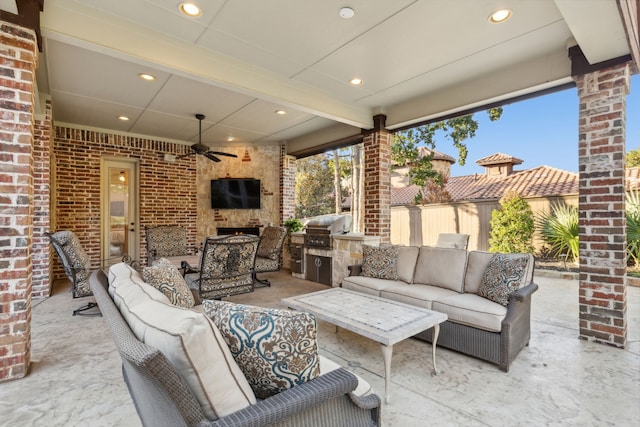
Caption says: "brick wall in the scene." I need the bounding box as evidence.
[576,62,630,347]
[363,117,392,242]
[32,99,52,297]
[0,21,38,382]
[52,128,198,273]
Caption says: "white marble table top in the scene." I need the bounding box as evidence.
[282,288,447,346]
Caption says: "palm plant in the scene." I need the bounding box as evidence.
[626,190,640,267]
[536,203,579,263]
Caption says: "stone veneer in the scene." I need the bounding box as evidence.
[196,145,284,244]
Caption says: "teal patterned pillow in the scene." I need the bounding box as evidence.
[361,245,399,280]
[202,300,320,399]
[477,254,529,306]
[143,258,195,308]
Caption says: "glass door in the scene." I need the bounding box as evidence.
[101,159,139,268]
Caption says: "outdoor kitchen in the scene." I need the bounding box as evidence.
[290,214,380,287]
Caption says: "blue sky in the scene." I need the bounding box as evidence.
[435,74,640,177]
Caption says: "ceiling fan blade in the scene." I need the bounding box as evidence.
[207,151,238,158]
[204,152,221,162]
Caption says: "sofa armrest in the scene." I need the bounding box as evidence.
[347,264,363,276]
[509,282,538,303]
[204,368,381,426]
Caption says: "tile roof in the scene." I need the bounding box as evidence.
[475,152,523,166]
[391,165,579,205]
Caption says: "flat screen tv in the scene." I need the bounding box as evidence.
[211,178,261,209]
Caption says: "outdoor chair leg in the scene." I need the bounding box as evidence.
[253,273,271,287]
[73,301,101,316]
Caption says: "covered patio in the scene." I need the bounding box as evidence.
[1,2,639,422]
[0,270,638,426]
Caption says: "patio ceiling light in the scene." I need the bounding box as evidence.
[118,115,129,121]
[138,73,155,81]
[275,110,286,115]
[179,2,202,17]
[349,78,363,86]
[489,9,512,23]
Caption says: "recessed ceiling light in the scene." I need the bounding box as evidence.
[138,73,155,81]
[349,78,363,86]
[489,9,511,23]
[339,7,355,19]
[227,136,234,142]
[275,110,286,115]
[118,116,129,121]
[179,2,202,17]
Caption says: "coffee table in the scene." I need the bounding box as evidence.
[282,288,448,403]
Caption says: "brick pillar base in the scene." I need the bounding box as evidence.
[0,20,38,382]
[363,115,391,242]
[576,63,630,348]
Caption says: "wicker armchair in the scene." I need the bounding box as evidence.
[184,235,259,300]
[90,269,381,426]
[46,230,99,316]
[253,226,287,287]
[145,225,198,267]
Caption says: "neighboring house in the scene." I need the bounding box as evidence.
[391,151,578,205]
[390,150,579,250]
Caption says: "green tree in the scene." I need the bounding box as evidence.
[626,147,640,167]
[392,108,503,204]
[295,154,335,218]
[489,191,534,253]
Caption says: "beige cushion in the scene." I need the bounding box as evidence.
[113,280,256,419]
[108,262,170,304]
[464,251,496,294]
[432,293,507,332]
[342,275,402,296]
[318,356,374,397]
[143,258,195,308]
[380,283,459,310]
[203,300,320,399]
[396,245,419,283]
[412,246,467,292]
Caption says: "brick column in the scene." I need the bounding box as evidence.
[0,20,38,381]
[363,114,392,242]
[32,99,52,298]
[280,143,296,224]
[575,63,630,347]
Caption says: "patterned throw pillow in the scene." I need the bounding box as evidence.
[477,253,529,306]
[143,258,195,308]
[361,245,399,280]
[202,300,320,399]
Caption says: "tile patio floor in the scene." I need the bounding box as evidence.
[0,270,638,426]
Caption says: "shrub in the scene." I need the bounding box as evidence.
[488,191,534,253]
[627,191,640,267]
[536,203,579,263]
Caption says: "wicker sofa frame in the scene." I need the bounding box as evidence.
[90,269,381,426]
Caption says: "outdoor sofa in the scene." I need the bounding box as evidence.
[90,262,381,427]
[342,245,538,371]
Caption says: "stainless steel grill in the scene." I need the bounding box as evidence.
[303,214,352,249]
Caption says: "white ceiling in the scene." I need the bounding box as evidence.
[33,0,636,155]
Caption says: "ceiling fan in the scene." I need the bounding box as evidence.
[176,114,238,163]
